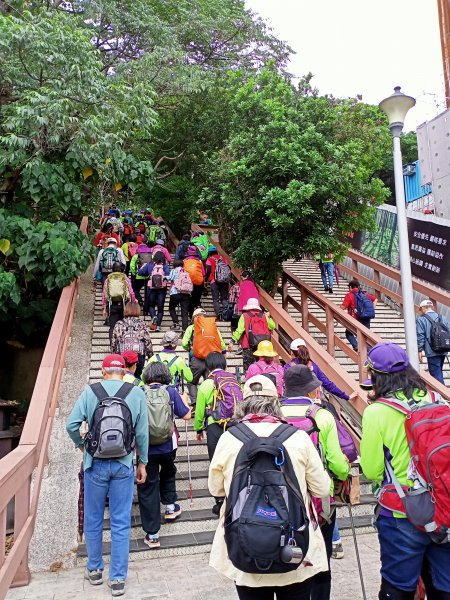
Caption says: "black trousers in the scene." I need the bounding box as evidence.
[169,293,190,332]
[206,422,224,461]
[236,580,313,600]
[131,278,146,307]
[187,356,208,404]
[243,348,257,373]
[310,510,336,600]
[189,284,204,317]
[211,281,229,317]
[147,288,167,325]
[108,302,124,344]
[137,451,177,536]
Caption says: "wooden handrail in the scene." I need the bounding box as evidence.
[0,217,88,598]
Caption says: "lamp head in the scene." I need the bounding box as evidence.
[379,86,416,134]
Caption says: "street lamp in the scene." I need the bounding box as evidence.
[379,86,419,370]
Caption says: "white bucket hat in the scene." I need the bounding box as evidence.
[242,297,262,311]
[290,338,306,351]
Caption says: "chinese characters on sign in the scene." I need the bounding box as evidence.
[407,220,449,289]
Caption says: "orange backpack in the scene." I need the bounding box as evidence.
[192,316,222,359]
[183,258,204,286]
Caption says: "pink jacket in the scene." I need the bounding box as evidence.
[245,359,284,396]
[237,280,260,312]
[152,244,172,264]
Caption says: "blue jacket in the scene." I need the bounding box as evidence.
[416,311,449,357]
[137,262,170,278]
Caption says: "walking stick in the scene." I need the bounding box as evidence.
[180,375,194,508]
[347,502,367,600]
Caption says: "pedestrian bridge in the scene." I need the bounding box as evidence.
[0,218,449,599]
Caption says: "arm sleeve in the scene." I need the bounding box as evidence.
[66,392,88,448]
[416,317,425,352]
[130,255,138,276]
[194,381,212,431]
[126,278,136,303]
[320,412,350,481]
[134,391,149,464]
[118,249,126,265]
[218,329,226,351]
[140,324,153,358]
[101,279,107,310]
[178,358,193,383]
[93,251,101,277]
[313,362,349,400]
[182,326,193,350]
[232,315,245,343]
[164,265,170,276]
[301,433,332,498]
[360,407,385,482]
[111,324,119,354]
[171,387,190,419]
[137,263,149,277]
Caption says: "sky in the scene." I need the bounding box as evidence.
[245,0,445,132]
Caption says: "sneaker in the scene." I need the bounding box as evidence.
[108,579,125,596]
[84,568,103,586]
[171,323,181,331]
[328,288,334,294]
[149,316,158,331]
[332,542,344,559]
[143,533,161,549]
[234,347,243,356]
[164,503,182,521]
[212,501,223,516]
[324,287,329,292]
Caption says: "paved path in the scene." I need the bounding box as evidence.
[7,532,381,600]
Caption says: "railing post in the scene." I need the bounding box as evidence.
[325,306,335,357]
[351,258,358,273]
[281,272,289,311]
[357,329,368,383]
[11,478,31,587]
[373,269,382,301]
[0,509,5,570]
[397,280,404,316]
[300,286,309,332]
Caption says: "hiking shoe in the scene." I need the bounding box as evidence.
[212,501,223,516]
[108,579,125,596]
[324,287,329,292]
[328,288,334,294]
[143,534,160,549]
[84,568,103,586]
[164,503,182,520]
[332,542,344,559]
[171,323,181,331]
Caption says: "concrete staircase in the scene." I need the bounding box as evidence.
[282,258,450,385]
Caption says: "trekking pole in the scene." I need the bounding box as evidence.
[347,501,367,600]
[180,375,194,508]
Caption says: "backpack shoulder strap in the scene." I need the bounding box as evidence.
[115,382,134,401]
[167,356,178,368]
[271,423,297,445]
[156,354,162,363]
[90,383,109,401]
[376,397,411,414]
[228,422,259,444]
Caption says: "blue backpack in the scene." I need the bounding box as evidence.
[355,290,375,320]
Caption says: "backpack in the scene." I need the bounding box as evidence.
[355,291,375,320]
[424,314,450,353]
[176,268,193,294]
[105,273,130,303]
[177,240,190,260]
[215,258,232,283]
[148,225,163,244]
[183,258,204,285]
[244,310,270,350]
[224,423,310,574]
[206,370,243,423]
[127,242,138,258]
[376,396,450,543]
[97,233,109,250]
[123,222,133,236]
[85,382,135,459]
[119,331,142,355]
[192,315,222,359]
[148,263,166,289]
[192,234,209,261]
[155,353,178,370]
[320,398,358,462]
[145,385,174,445]
[101,247,119,273]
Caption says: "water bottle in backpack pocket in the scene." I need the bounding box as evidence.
[85,383,136,459]
[224,423,310,574]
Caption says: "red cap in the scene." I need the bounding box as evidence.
[122,350,139,366]
[102,354,125,369]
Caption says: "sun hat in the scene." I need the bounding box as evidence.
[284,365,320,397]
[419,299,434,308]
[242,298,262,311]
[290,338,306,351]
[107,237,118,244]
[192,308,206,319]
[162,331,180,346]
[102,354,125,369]
[243,375,278,399]
[121,350,139,366]
[253,340,278,358]
[363,342,409,374]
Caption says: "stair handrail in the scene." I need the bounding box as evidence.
[0,217,88,598]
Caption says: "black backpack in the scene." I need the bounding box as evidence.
[223,423,310,574]
[85,383,136,459]
[424,314,450,353]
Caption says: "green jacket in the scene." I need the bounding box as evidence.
[280,401,350,483]
[144,351,193,385]
[231,313,276,345]
[182,324,226,356]
[360,389,432,489]
[194,377,217,431]
[130,254,146,280]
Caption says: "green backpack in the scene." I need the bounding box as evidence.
[101,247,119,273]
[148,225,163,244]
[192,234,209,261]
[105,272,130,303]
[145,385,173,445]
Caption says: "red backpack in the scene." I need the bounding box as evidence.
[376,395,450,543]
[243,310,270,350]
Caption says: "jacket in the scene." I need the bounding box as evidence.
[237,280,259,312]
[151,244,172,264]
[284,359,349,401]
[231,312,276,349]
[144,350,193,385]
[245,359,284,395]
[208,422,330,587]
[93,246,126,278]
[416,311,449,357]
[360,389,432,517]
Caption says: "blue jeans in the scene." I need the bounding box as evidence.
[320,262,334,289]
[84,459,135,581]
[345,317,371,351]
[332,521,341,543]
[427,355,446,385]
[377,516,450,592]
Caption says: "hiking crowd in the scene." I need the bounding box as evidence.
[64,206,450,600]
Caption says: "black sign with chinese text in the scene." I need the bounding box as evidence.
[407,219,450,290]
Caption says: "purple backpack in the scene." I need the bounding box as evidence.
[207,370,243,422]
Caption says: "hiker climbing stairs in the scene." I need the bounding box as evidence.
[281,258,450,386]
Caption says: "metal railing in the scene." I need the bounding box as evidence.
[0,217,88,598]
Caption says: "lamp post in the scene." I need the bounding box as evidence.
[379,86,419,370]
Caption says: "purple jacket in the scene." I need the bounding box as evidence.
[284,359,349,401]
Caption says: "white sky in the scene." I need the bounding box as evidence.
[246,0,445,132]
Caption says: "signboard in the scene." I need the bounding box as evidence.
[348,205,450,291]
